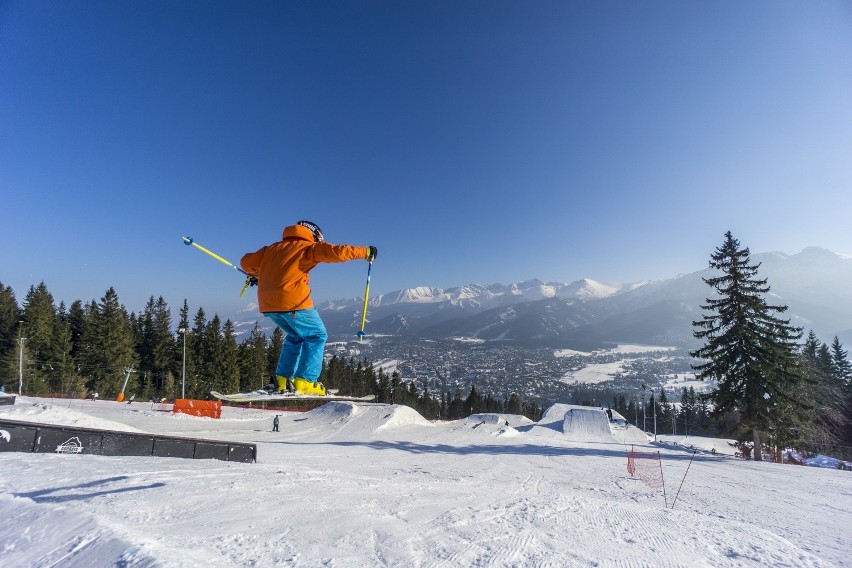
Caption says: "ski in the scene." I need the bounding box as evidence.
[210,390,376,403]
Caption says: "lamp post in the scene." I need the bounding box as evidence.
[651,389,657,441]
[178,328,187,399]
[18,321,25,396]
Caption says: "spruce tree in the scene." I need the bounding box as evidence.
[53,302,82,394]
[67,300,86,360]
[799,333,848,451]
[218,319,241,394]
[89,288,137,397]
[829,337,852,383]
[239,323,269,391]
[691,232,804,461]
[0,283,21,389]
[138,296,175,397]
[828,337,852,447]
[187,307,207,398]
[21,283,57,394]
[267,327,284,380]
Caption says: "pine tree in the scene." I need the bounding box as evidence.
[88,288,138,397]
[691,232,804,461]
[657,388,673,432]
[218,319,241,394]
[21,283,58,394]
[0,283,21,390]
[187,307,207,398]
[507,392,522,415]
[239,323,269,391]
[828,337,852,447]
[798,332,847,451]
[67,300,86,361]
[267,327,284,379]
[829,337,852,383]
[53,302,82,394]
[75,300,100,391]
[138,296,175,398]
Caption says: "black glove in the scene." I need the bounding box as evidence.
[367,246,378,262]
[248,276,258,287]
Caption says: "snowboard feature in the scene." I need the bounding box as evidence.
[210,390,376,403]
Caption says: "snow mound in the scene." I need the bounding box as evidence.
[468,413,534,428]
[304,402,431,435]
[444,415,523,438]
[0,399,145,433]
[562,407,615,442]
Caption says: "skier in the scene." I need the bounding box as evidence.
[240,220,377,396]
[272,415,280,432]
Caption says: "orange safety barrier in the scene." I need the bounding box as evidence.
[172,399,222,419]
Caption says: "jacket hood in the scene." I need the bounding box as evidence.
[282,224,315,241]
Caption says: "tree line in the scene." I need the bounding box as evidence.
[0,283,254,400]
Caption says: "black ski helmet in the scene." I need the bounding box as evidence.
[297,220,324,242]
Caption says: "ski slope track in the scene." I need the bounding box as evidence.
[0,397,849,567]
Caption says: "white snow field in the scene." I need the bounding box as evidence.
[1,397,850,567]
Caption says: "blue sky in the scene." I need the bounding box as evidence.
[2,1,851,318]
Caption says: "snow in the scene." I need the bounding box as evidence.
[562,360,628,385]
[555,344,676,358]
[605,344,677,354]
[1,396,850,567]
[662,373,714,393]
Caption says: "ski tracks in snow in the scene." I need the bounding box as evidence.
[385,493,829,567]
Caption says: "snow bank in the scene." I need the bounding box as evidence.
[0,398,145,433]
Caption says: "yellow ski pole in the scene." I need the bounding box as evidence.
[182,237,255,296]
[356,260,373,342]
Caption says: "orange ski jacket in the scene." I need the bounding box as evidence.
[240,224,369,313]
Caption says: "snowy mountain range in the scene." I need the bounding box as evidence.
[236,247,852,348]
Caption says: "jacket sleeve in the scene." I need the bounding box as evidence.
[309,242,368,264]
[240,247,267,276]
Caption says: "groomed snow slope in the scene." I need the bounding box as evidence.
[1,397,850,567]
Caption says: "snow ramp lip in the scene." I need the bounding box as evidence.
[0,418,257,463]
[561,407,616,442]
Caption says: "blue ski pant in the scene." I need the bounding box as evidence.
[265,309,328,383]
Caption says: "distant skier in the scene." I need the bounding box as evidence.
[241,221,377,396]
[606,408,613,422]
[272,415,280,432]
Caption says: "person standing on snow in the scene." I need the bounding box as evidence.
[241,220,377,396]
[272,415,280,432]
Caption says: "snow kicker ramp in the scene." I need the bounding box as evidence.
[300,402,432,439]
[561,407,616,442]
